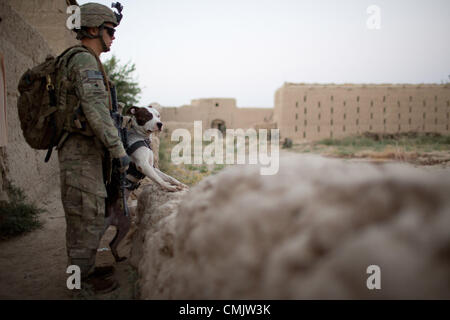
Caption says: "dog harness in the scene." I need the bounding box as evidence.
[126,127,152,153]
[125,127,153,191]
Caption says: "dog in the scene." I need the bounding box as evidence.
[104,104,188,262]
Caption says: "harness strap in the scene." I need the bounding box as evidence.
[124,138,155,190]
[126,139,151,156]
[127,162,145,180]
[125,162,144,191]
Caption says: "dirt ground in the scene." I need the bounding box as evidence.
[0,185,138,300]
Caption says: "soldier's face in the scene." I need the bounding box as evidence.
[102,23,116,52]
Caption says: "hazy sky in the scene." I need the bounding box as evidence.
[77,0,450,108]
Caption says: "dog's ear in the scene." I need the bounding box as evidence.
[127,106,139,115]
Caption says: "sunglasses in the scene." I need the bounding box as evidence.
[103,26,116,37]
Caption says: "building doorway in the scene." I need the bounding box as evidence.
[211,119,226,134]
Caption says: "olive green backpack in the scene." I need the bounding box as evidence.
[17,45,91,162]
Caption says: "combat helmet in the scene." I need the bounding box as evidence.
[75,2,123,51]
[79,3,120,28]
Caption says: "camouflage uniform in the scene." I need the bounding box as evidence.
[58,48,126,278]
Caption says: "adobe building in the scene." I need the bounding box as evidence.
[160,98,274,137]
[161,83,450,143]
[274,83,450,142]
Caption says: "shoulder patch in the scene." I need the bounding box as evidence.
[69,51,98,71]
[85,70,104,80]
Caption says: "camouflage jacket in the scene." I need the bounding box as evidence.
[62,46,126,159]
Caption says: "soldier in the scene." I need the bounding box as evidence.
[58,3,130,294]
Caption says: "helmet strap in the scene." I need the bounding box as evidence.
[77,25,110,52]
[97,25,109,52]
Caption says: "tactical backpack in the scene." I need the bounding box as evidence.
[17,45,95,162]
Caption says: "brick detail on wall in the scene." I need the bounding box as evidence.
[275,83,450,142]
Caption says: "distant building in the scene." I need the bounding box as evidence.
[160,98,274,137]
[275,83,450,142]
[161,83,450,143]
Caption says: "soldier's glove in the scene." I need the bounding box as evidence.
[116,155,131,173]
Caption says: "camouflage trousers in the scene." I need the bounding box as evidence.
[58,134,107,279]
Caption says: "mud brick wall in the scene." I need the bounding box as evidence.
[275,83,450,142]
[6,0,77,56]
[0,2,60,201]
[160,98,273,132]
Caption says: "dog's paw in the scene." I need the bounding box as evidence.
[175,185,187,191]
[174,182,188,189]
[163,184,178,192]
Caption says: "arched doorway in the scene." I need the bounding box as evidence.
[211,119,226,134]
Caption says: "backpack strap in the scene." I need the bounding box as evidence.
[54,46,111,146]
[79,45,113,110]
[56,45,89,70]
[44,47,89,162]
[46,46,108,161]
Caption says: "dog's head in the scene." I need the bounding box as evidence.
[127,105,163,135]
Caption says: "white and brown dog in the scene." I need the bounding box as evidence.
[125,105,187,193]
[104,104,187,262]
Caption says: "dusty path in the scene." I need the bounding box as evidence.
[0,185,137,300]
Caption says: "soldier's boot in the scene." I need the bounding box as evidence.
[83,275,119,295]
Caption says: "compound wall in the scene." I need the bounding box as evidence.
[160,98,273,135]
[6,0,78,56]
[0,1,64,200]
[275,83,450,142]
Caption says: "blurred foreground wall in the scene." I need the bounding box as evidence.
[131,155,450,299]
